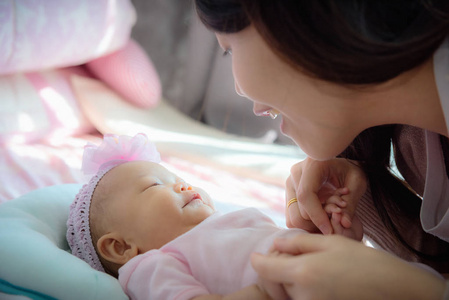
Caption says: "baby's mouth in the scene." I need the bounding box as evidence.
[183,193,203,207]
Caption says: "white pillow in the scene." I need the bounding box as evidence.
[0,184,127,300]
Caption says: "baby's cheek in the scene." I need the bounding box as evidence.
[207,198,215,210]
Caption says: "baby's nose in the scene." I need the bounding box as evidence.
[174,182,193,193]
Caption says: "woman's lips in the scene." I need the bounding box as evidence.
[268,109,280,119]
[254,109,280,119]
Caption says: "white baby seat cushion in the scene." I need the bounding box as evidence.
[0,184,127,300]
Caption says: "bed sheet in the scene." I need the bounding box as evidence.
[0,132,290,221]
[0,135,88,204]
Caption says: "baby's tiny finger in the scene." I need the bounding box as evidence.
[330,212,344,235]
[335,187,349,196]
[324,203,341,214]
[326,195,347,207]
[341,212,352,229]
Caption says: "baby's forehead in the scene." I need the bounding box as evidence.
[120,161,172,176]
[92,162,159,204]
[104,161,177,185]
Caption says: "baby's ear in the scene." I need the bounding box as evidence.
[97,232,138,265]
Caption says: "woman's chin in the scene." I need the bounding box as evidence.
[294,139,342,161]
[280,120,347,160]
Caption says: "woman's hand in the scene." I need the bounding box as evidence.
[286,157,367,235]
[256,249,290,300]
[251,234,446,300]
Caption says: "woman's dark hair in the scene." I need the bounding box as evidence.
[195,0,449,268]
[340,125,449,269]
[195,0,449,84]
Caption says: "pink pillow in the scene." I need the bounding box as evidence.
[85,39,161,108]
[0,0,136,75]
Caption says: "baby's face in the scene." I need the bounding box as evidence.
[102,161,215,252]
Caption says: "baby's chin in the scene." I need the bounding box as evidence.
[195,205,216,222]
[203,196,215,211]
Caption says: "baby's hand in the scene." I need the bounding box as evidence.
[322,188,348,217]
[323,188,363,240]
[329,211,364,240]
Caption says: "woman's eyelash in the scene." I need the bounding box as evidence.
[223,49,232,57]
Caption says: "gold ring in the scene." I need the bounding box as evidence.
[287,197,298,208]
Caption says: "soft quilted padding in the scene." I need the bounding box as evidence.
[0,184,127,300]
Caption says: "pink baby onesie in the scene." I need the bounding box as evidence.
[118,207,306,300]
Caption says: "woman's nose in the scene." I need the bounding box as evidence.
[174,182,193,193]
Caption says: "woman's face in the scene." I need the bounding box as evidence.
[216,26,361,160]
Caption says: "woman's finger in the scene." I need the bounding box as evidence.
[287,201,322,232]
[286,166,321,232]
[286,199,301,227]
[298,195,333,234]
[297,160,333,234]
[285,174,299,227]
[272,234,339,255]
[340,161,367,218]
[251,252,300,283]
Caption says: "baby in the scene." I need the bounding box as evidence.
[67,133,357,300]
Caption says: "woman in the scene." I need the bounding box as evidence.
[195,1,449,299]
